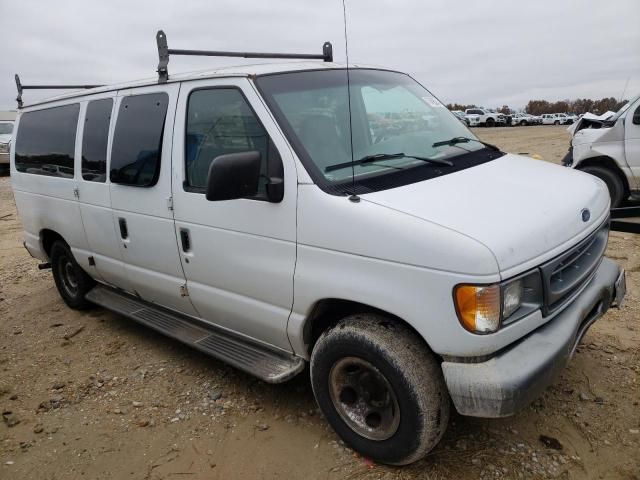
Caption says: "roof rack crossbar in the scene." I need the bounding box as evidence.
[156,30,333,84]
[15,74,103,108]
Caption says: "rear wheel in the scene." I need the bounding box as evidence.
[520,120,527,126]
[50,240,95,309]
[310,314,450,465]
[580,165,625,208]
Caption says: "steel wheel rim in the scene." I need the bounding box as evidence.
[328,356,400,441]
[59,256,79,297]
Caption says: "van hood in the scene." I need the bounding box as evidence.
[361,154,609,276]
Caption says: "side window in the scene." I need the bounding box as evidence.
[185,88,277,196]
[81,98,113,182]
[15,104,79,178]
[110,92,169,187]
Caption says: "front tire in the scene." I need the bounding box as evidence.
[580,165,625,208]
[485,118,495,127]
[50,240,95,309]
[310,314,450,465]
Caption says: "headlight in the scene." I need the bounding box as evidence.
[454,271,542,334]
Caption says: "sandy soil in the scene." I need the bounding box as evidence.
[1,126,639,479]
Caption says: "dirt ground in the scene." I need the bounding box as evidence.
[1,126,638,480]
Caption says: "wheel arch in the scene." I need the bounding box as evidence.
[40,228,66,260]
[302,298,435,358]
[575,156,630,199]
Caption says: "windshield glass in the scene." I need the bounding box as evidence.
[257,69,494,193]
[0,123,13,135]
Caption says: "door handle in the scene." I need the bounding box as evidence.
[180,228,191,252]
[118,217,128,239]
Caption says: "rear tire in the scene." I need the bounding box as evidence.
[310,314,450,465]
[580,165,625,208]
[50,240,95,309]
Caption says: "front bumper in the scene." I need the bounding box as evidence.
[442,257,623,417]
[0,152,9,165]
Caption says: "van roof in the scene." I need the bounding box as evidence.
[22,61,377,108]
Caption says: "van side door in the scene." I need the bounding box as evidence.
[171,78,297,351]
[76,94,132,291]
[109,84,198,316]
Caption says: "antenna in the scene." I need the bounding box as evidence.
[156,30,333,84]
[619,77,630,103]
[342,0,358,202]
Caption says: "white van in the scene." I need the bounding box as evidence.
[564,94,640,207]
[10,34,625,465]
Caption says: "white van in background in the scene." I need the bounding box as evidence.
[10,34,625,465]
[563,94,640,207]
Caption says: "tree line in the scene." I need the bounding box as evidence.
[446,97,628,116]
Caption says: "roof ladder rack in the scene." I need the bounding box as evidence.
[156,30,333,84]
[15,74,103,108]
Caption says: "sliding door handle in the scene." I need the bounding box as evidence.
[118,217,128,239]
[180,228,191,252]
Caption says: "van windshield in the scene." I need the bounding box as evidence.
[256,69,501,194]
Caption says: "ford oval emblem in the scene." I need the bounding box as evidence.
[581,208,591,222]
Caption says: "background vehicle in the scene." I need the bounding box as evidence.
[564,94,640,207]
[555,113,574,125]
[541,113,562,125]
[451,110,469,126]
[527,113,543,125]
[0,121,14,174]
[10,33,625,466]
[465,108,502,127]
[511,113,530,126]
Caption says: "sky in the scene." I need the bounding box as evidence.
[1,0,639,111]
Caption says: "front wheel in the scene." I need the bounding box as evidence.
[485,117,495,127]
[50,240,95,309]
[310,314,450,465]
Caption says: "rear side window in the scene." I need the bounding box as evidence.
[15,104,79,178]
[185,88,273,195]
[82,98,113,182]
[110,93,169,187]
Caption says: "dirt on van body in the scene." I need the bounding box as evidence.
[0,125,638,479]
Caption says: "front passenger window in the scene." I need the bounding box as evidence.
[185,88,278,197]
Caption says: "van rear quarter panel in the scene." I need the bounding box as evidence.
[10,107,89,264]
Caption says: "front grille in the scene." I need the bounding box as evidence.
[540,220,609,315]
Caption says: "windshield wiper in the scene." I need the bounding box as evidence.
[432,136,500,151]
[325,152,452,173]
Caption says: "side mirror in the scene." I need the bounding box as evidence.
[266,177,284,203]
[206,151,261,201]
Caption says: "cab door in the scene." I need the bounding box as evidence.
[109,84,198,316]
[624,99,640,188]
[171,78,297,351]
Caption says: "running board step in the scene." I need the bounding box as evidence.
[85,285,304,383]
